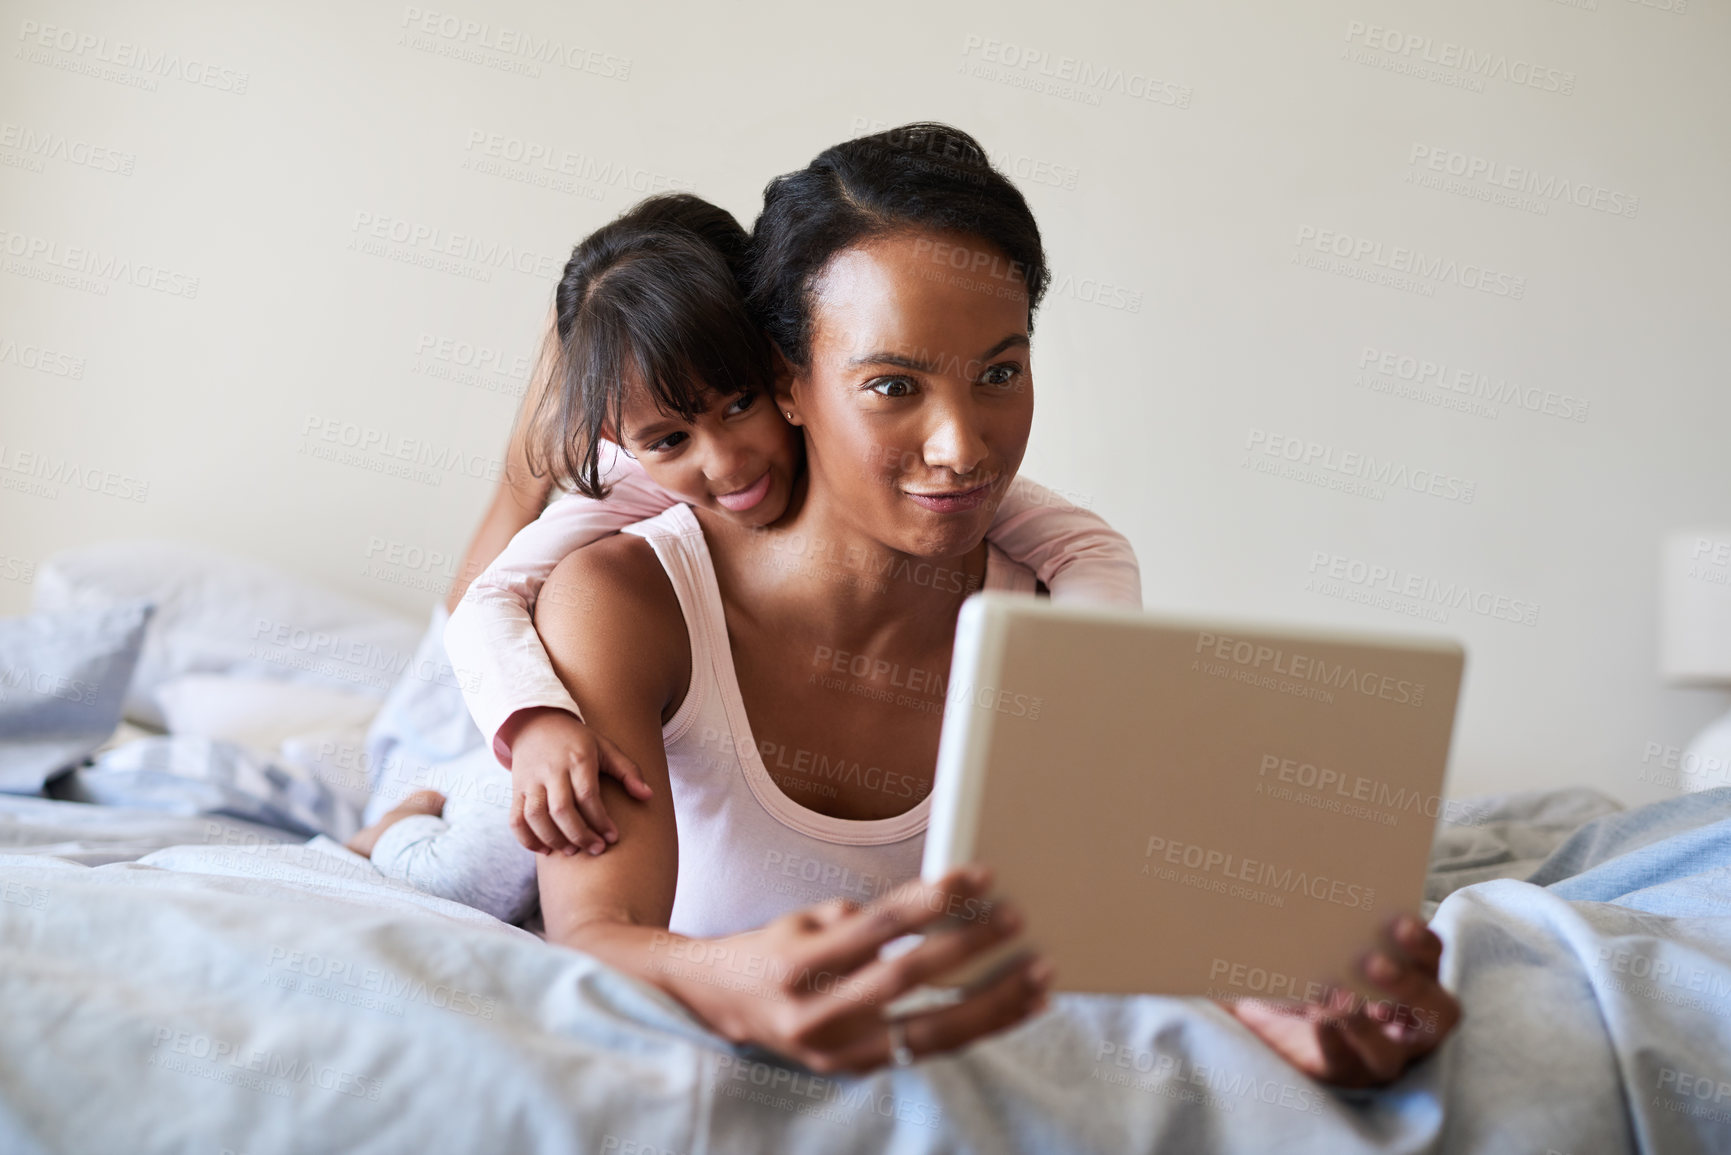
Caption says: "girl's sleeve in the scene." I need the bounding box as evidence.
[986,476,1143,608]
[445,446,677,765]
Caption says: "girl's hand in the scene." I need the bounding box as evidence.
[664,866,1052,1074]
[1217,914,1460,1088]
[506,707,654,856]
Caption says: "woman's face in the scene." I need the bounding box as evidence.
[783,229,1034,559]
[612,382,802,527]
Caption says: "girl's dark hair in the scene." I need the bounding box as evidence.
[747,122,1048,370]
[527,193,770,499]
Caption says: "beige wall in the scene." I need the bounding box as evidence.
[2,0,1727,803]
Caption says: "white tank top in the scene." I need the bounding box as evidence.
[624,504,1037,939]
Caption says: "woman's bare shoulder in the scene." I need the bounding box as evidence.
[537,534,690,704]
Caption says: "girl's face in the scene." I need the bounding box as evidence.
[781,228,1034,559]
[613,383,802,527]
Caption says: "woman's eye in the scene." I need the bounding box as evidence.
[646,431,688,453]
[725,391,759,417]
[979,363,1021,388]
[867,376,916,398]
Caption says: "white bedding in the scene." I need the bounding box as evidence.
[7,786,1731,1154]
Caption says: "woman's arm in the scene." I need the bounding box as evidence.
[987,476,1142,608]
[533,538,1051,1072]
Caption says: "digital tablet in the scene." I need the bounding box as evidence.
[920,594,1465,999]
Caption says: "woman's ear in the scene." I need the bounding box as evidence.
[771,346,803,427]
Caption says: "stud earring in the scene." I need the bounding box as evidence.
[784,410,795,420]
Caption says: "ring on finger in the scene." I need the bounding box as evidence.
[886,1018,915,1068]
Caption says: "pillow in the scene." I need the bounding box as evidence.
[0,600,154,793]
[279,724,377,817]
[34,539,424,727]
[59,734,362,841]
[155,673,383,758]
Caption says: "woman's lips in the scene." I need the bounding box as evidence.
[904,482,994,514]
[715,471,773,512]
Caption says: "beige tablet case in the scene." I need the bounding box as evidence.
[921,594,1465,999]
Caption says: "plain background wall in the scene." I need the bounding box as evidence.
[2,0,1726,805]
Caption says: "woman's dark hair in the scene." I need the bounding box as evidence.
[527,193,770,499]
[747,122,1048,371]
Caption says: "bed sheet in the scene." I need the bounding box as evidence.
[3,786,1728,1153]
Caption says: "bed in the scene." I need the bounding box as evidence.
[4,543,1730,1153]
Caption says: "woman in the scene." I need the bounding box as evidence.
[350,194,1137,923]
[530,123,1461,1083]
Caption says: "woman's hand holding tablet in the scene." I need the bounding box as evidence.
[1215,914,1461,1086]
[671,865,1049,1075]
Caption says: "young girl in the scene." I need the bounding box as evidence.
[348,191,1141,919]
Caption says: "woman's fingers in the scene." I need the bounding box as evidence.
[1318,1009,1410,1087]
[822,954,1052,1074]
[1361,935,1459,1051]
[797,867,995,981]
[845,903,1026,1007]
[1390,915,1443,974]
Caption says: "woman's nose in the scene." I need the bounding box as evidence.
[920,400,990,478]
